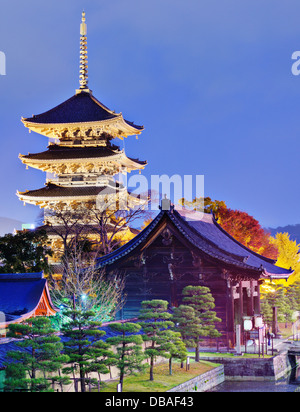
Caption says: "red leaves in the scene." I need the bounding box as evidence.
[217,207,278,259]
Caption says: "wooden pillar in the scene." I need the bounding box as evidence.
[256,281,261,314]
[248,280,254,316]
[226,281,235,348]
[239,281,243,324]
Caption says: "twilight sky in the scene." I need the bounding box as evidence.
[0,0,300,229]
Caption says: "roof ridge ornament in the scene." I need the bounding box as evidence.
[159,194,174,212]
[76,11,92,95]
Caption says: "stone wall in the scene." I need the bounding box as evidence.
[198,352,293,381]
[167,365,225,392]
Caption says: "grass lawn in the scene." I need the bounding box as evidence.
[99,359,219,392]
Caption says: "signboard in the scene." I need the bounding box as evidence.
[249,330,259,339]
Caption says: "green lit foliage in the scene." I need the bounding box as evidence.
[49,240,125,325]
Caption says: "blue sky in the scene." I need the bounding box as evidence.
[0,0,300,228]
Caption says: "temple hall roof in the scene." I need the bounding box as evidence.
[0,273,57,326]
[95,206,292,280]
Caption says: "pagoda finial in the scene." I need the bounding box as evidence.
[77,10,91,94]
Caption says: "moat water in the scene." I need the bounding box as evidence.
[208,365,300,392]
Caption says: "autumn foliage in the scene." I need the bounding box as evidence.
[216,207,278,259]
[179,197,278,260]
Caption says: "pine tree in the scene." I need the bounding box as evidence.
[173,305,204,362]
[61,309,106,392]
[138,300,173,381]
[157,329,187,375]
[106,322,145,391]
[85,339,116,391]
[5,317,69,392]
[180,286,221,360]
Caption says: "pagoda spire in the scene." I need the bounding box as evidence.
[77,11,91,94]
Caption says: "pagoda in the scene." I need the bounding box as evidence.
[17,12,146,268]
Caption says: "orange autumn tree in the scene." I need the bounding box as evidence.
[217,207,278,259]
[179,197,278,260]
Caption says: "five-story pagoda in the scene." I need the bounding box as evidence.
[17,12,146,270]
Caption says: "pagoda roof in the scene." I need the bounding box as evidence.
[0,272,57,326]
[21,91,144,137]
[17,181,127,200]
[19,144,147,168]
[95,206,292,280]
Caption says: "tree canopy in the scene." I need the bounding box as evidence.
[269,232,300,285]
[0,229,51,273]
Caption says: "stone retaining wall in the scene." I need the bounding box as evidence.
[167,365,225,392]
[198,352,293,381]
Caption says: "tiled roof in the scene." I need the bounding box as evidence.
[21,144,147,165]
[170,209,290,277]
[23,144,121,160]
[95,207,292,278]
[22,91,143,130]
[18,182,125,199]
[0,273,46,321]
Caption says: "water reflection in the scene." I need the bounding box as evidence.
[208,366,300,392]
[289,365,300,386]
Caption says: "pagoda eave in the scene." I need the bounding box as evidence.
[17,185,141,207]
[19,151,147,173]
[22,115,144,140]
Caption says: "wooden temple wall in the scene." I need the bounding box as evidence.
[114,270,260,348]
[110,230,261,349]
[114,266,232,347]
